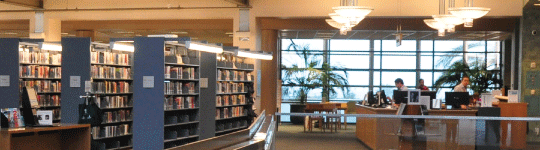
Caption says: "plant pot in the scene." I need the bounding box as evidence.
[290,104,306,125]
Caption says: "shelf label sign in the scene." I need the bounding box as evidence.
[143,76,154,88]
[70,76,81,87]
[0,75,9,87]
[200,78,208,88]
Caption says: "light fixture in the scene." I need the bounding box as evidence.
[237,49,273,60]
[424,0,464,36]
[111,42,134,52]
[39,42,62,51]
[424,19,448,36]
[448,0,490,27]
[186,41,223,54]
[327,0,373,35]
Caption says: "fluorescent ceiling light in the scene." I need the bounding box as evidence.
[170,31,188,34]
[111,42,134,52]
[237,49,273,60]
[186,41,223,54]
[39,42,62,51]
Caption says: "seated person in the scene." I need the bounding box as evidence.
[453,76,470,109]
[388,78,408,107]
[417,79,429,90]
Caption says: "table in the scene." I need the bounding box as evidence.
[0,124,91,150]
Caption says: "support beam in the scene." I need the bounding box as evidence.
[0,0,42,9]
[224,0,249,7]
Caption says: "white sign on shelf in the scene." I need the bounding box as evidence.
[200,78,208,88]
[70,76,81,87]
[508,90,519,103]
[0,75,9,87]
[85,81,92,92]
[420,96,430,110]
[143,76,154,88]
[37,110,53,125]
[481,93,492,107]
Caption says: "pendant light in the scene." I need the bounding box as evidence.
[448,0,490,27]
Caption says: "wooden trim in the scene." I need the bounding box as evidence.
[0,20,30,30]
[257,17,520,32]
[260,29,278,115]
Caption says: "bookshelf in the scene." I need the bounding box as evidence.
[19,42,62,123]
[61,38,132,150]
[89,42,134,150]
[162,42,200,149]
[214,54,254,136]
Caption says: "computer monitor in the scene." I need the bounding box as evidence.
[445,92,470,109]
[378,90,390,105]
[421,91,437,109]
[393,90,408,104]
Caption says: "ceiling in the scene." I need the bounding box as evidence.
[61,29,234,44]
[279,30,512,41]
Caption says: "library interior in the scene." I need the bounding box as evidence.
[0,0,539,150]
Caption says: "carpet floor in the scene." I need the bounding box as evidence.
[275,123,369,150]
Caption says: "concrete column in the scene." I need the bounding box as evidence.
[76,30,96,41]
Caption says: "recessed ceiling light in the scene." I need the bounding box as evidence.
[4,32,17,35]
[61,33,68,35]
[229,35,234,37]
[116,31,134,34]
[170,31,188,34]
[225,32,233,35]
[136,34,142,36]
[192,37,198,40]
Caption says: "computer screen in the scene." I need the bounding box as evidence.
[393,90,408,104]
[420,91,436,100]
[445,92,470,109]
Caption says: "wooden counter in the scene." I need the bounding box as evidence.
[0,124,91,150]
[355,105,480,150]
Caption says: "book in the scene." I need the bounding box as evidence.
[1,108,25,128]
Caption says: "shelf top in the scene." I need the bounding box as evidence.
[164,93,199,96]
[216,104,249,108]
[217,80,253,83]
[20,77,61,80]
[216,115,248,121]
[165,63,200,67]
[100,120,133,125]
[101,106,133,110]
[37,92,61,94]
[91,63,132,67]
[164,107,199,112]
[164,121,199,127]
[217,92,248,95]
[164,78,199,81]
[0,124,90,134]
[19,63,61,67]
[93,133,133,140]
[92,78,133,81]
[217,67,254,71]
[92,93,133,95]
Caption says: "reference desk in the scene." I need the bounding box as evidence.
[0,124,91,150]
[355,105,478,150]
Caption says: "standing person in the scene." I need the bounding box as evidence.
[454,76,470,92]
[417,79,429,90]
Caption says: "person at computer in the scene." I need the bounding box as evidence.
[388,78,408,107]
[453,76,470,109]
[417,79,429,90]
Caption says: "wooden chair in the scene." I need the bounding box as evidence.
[304,104,325,132]
[322,103,339,132]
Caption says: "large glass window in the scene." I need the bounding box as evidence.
[279,34,502,104]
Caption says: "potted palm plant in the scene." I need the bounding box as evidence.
[282,40,349,124]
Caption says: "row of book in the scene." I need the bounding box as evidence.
[92,81,131,94]
[91,65,132,79]
[164,96,197,110]
[19,51,61,65]
[1,108,25,128]
[164,66,196,79]
[91,124,131,139]
[216,120,249,132]
[102,110,132,123]
[217,82,246,94]
[20,80,61,93]
[52,109,61,120]
[37,95,61,107]
[217,70,252,81]
[91,51,131,65]
[216,107,246,119]
[95,96,131,109]
[216,95,246,107]
[164,82,196,95]
[20,66,61,78]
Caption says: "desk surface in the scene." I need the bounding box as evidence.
[355,104,478,116]
[0,124,90,134]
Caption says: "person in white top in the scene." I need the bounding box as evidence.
[453,76,469,92]
[394,78,408,91]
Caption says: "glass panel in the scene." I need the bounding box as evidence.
[280,103,290,122]
[281,51,324,69]
[434,40,463,52]
[374,71,381,86]
[465,52,485,66]
[330,87,369,101]
[334,71,369,85]
[381,71,416,87]
[382,40,416,51]
[420,72,433,87]
[374,53,381,69]
[465,41,486,52]
[280,86,323,102]
[434,52,463,69]
[329,40,370,51]
[420,55,433,70]
[330,53,370,69]
[487,52,500,70]
[421,40,433,51]
[487,41,500,52]
[281,39,324,50]
[437,88,453,102]
[374,40,381,51]
[381,53,416,69]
